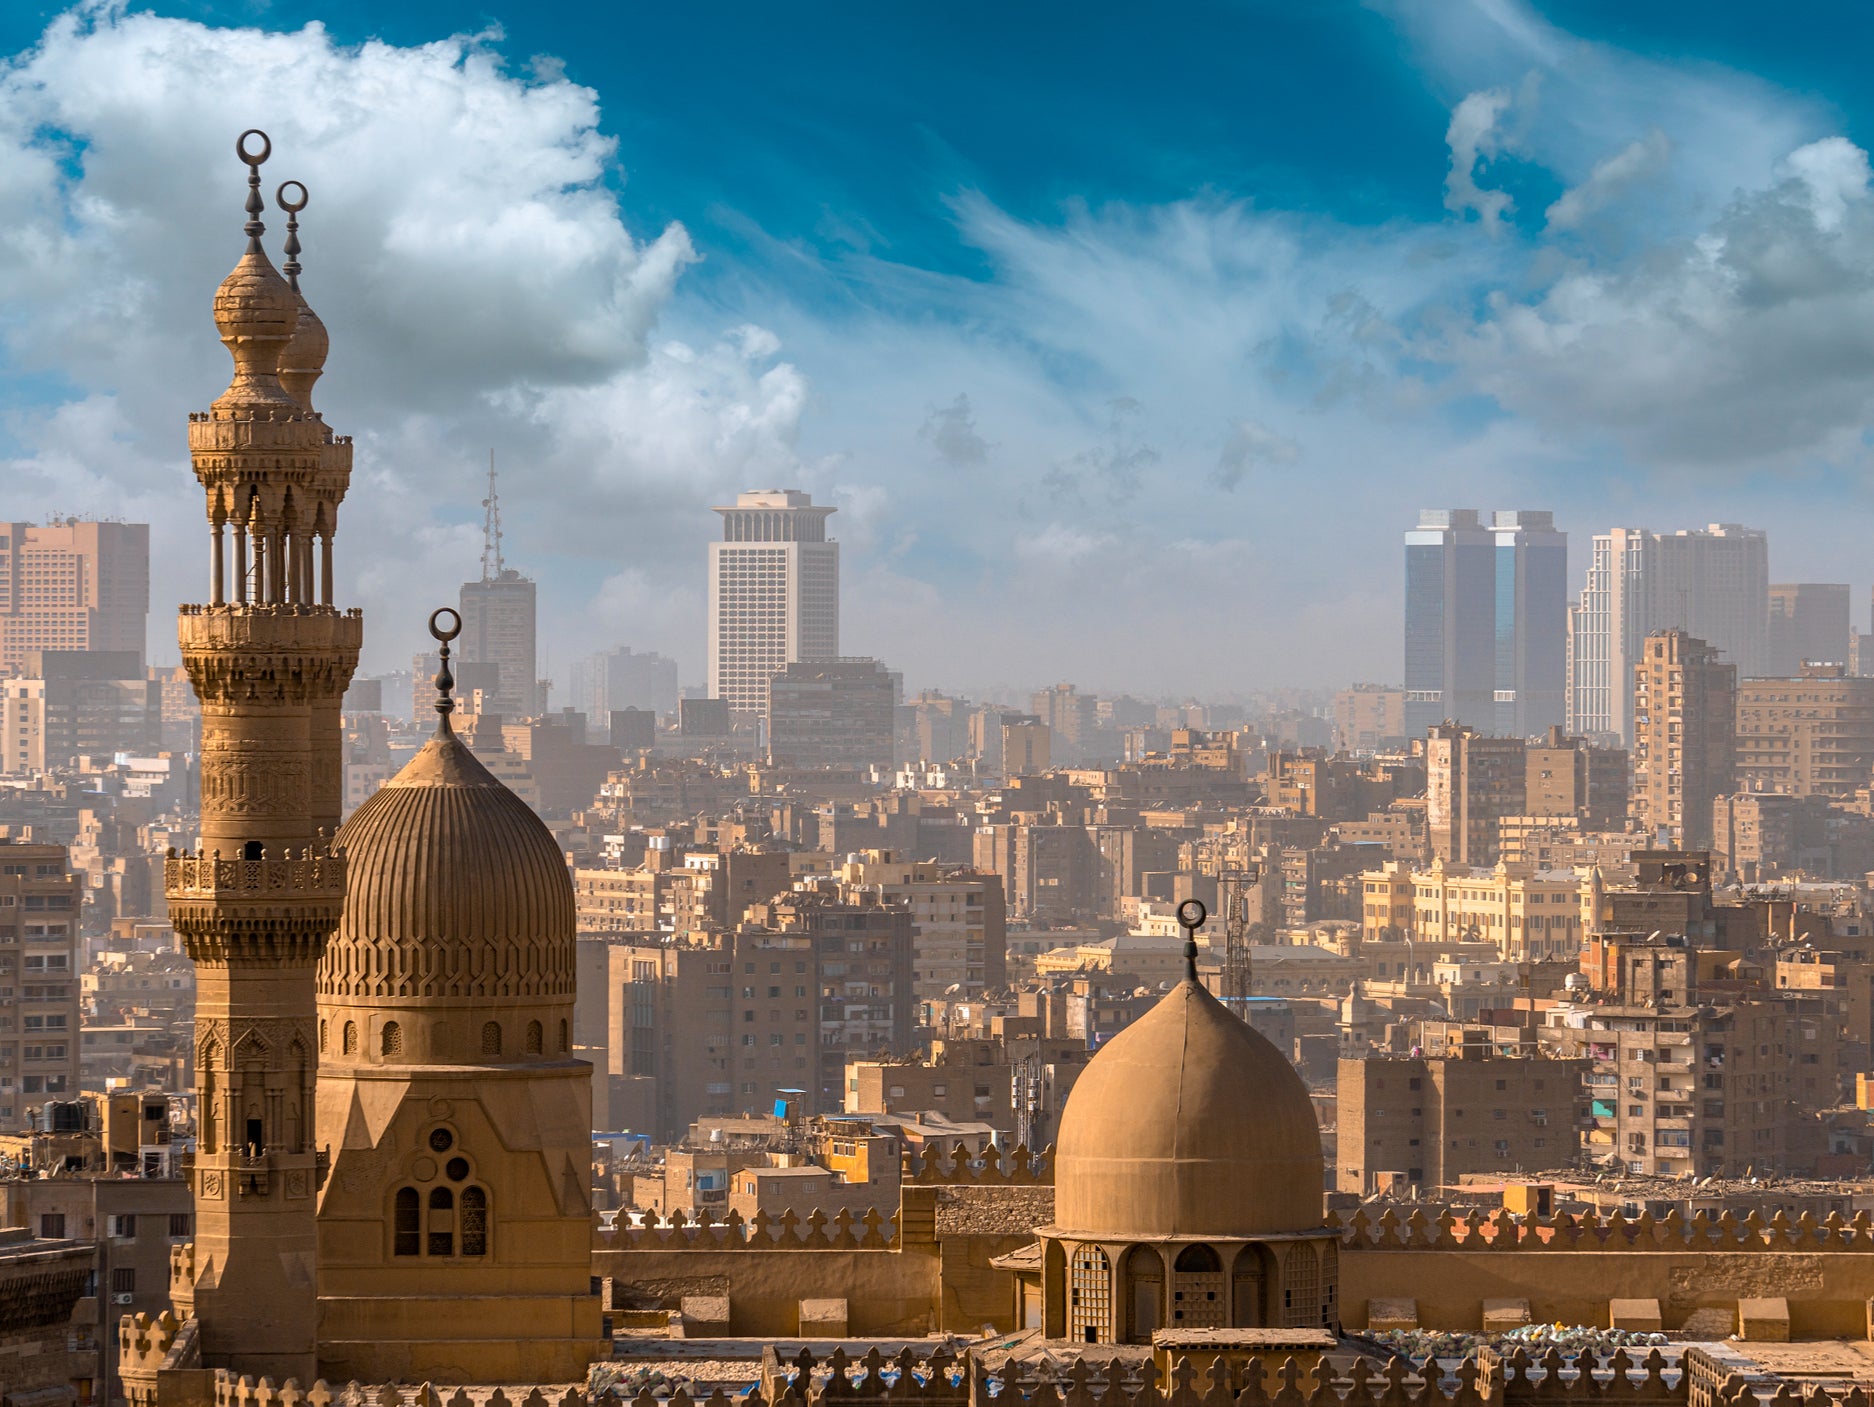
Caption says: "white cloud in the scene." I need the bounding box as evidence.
[1545,130,1670,231]
[1444,88,1515,228]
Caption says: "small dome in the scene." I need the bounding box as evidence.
[1053,980,1322,1239]
[278,293,329,410]
[320,726,575,1001]
[211,249,300,411]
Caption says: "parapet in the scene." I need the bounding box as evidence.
[1330,1203,1874,1252]
[596,1205,899,1251]
[904,1142,1052,1185]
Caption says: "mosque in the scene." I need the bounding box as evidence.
[118,129,1874,1407]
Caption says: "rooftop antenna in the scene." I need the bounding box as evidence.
[480,450,504,581]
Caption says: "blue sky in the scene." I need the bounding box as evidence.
[5,1,1874,696]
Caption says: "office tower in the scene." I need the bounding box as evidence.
[573,645,679,720]
[162,138,361,1380]
[0,841,83,1123]
[0,520,150,675]
[1567,524,1768,744]
[1768,583,1851,676]
[707,489,838,717]
[1630,631,1735,849]
[1403,510,1496,737]
[766,657,895,770]
[1490,510,1569,737]
[458,462,538,719]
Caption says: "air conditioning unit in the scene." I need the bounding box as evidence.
[112,1292,134,1305]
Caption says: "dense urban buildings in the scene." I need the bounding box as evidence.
[572,644,679,720]
[0,519,149,676]
[707,488,839,718]
[1567,524,1768,743]
[766,657,895,769]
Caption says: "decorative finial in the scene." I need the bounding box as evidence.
[428,607,463,733]
[1176,898,1207,985]
[236,129,271,254]
[275,180,307,290]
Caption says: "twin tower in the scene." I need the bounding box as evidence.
[154,132,599,1387]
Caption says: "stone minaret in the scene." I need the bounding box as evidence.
[162,130,361,1381]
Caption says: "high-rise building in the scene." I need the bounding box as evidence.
[458,463,538,719]
[707,489,838,718]
[1403,509,1564,738]
[1630,631,1736,849]
[1423,723,1527,866]
[0,520,150,675]
[767,658,895,770]
[1489,511,1569,737]
[1567,524,1767,744]
[572,645,679,721]
[0,650,157,774]
[1769,583,1851,676]
[0,841,82,1124]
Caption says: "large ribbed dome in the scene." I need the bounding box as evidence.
[319,726,575,1000]
[1053,979,1323,1238]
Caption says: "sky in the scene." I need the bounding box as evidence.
[6,1,1874,701]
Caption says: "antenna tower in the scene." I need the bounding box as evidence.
[480,449,504,581]
[1219,865,1260,1001]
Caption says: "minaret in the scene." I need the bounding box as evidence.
[162,130,362,1380]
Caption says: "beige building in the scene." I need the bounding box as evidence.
[1359,859,1587,962]
[1333,685,1406,753]
[835,850,1007,999]
[1631,630,1736,849]
[707,489,839,718]
[0,519,150,676]
[1736,664,1874,799]
[1424,724,1526,866]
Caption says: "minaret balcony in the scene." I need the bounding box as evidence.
[165,850,346,902]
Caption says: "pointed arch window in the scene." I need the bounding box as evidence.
[525,1020,543,1055]
[428,1187,454,1257]
[393,1188,420,1257]
[481,1021,502,1056]
[461,1186,488,1256]
[558,1019,569,1054]
[342,1022,358,1056]
[382,1021,403,1058]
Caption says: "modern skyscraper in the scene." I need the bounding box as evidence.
[0,519,150,675]
[1768,583,1851,676]
[707,489,838,718]
[1404,509,1564,738]
[1567,524,1767,744]
[458,461,538,719]
[1630,630,1736,849]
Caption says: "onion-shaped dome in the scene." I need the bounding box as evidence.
[278,294,329,410]
[210,249,301,413]
[1053,978,1324,1239]
[319,727,575,1005]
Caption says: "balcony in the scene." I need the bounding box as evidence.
[165,850,346,901]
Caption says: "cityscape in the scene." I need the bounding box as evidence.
[13,0,1874,1403]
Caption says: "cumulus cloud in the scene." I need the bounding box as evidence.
[1444,88,1515,228]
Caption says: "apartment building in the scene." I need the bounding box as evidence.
[1735,664,1874,799]
[0,842,82,1122]
[1359,859,1587,962]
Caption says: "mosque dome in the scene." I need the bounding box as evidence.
[319,725,576,1007]
[1053,978,1323,1239]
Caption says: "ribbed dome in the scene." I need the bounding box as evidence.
[320,726,575,1000]
[1054,980,1323,1239]
[211,249,300,413]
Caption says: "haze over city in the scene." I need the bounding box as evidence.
[8,0,1874,695]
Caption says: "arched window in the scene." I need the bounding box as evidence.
[381,1021,402,1057]
[342,1022,358,1056]
[461,1186,488,1256]
[428,1187,454,1257]
[1280,1244,1320,1328]
[393,1188,419,1257]
[318,1019,327,1054]
[525,1020,543,1055]
[1171,1243,1224,1328]
[481,1022,502,1056]
[558,1019,569,1054]
[242,840,263,861]
[1068,1246,1111,1344]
